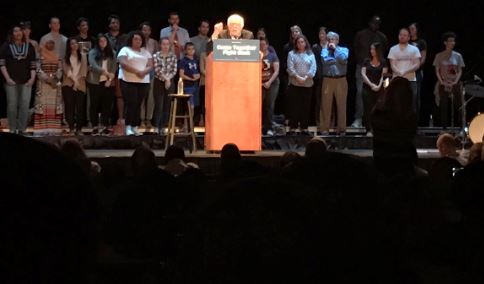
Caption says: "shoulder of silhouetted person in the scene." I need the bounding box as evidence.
[0,133,98,284]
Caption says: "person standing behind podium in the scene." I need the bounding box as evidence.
[210,14,254,40]
[286,34,316,135]
[160,12,190,60]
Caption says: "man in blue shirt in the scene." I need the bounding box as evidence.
[160,12,191,60]
[320,31,349,135]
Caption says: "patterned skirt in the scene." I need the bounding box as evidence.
[33,82,63,135]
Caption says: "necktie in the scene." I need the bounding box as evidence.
[173,30,181,59]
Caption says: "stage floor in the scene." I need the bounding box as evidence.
[27,126,456,151]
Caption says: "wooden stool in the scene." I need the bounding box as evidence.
[165,94,197,152]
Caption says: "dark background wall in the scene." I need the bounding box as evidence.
[1,0,483,123]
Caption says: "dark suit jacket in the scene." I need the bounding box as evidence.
[206,29,255,54]
[217,29,254,39]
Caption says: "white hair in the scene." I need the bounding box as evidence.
[327,31,339,40]
[227,14,244,27]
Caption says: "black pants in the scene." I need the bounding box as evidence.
[362,86,382,132]
[152,78,175,129]
[194,84,205,124]
[62,86,86,131]
[439,84,462,128]
[287,84,312,129]
[120,80,149,127]
[88,83,114,127]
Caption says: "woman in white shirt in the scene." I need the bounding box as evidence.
[62,37,88,135]
[117,31,153,136]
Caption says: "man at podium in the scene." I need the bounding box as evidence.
[204,14,261,151]
[211,14,254,40]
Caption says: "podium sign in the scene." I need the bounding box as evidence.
[205,39,262,151]
[212,39,260,62]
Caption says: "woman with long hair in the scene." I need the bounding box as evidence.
[0,25,36,134]
[87,33,117,135]
[62,37,88,135]
[286,34,316,135]
[361,42,388,135]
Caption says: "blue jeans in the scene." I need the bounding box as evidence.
[184,84,199,107]
[5,84,32,132]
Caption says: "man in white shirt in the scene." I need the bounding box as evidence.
[40,17,68,59]
[159,12,190,60]
[388,28,421,113]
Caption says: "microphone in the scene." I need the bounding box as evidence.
[464,75,482,85]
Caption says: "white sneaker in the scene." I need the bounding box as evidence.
[266,130,274,136]
[351,118,363,128]
[366,131,373,137]
[126,125,134,136]
[132,126,142,136]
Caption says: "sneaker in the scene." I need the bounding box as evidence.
[126,125,134,136]
[140,121,147,129]
[101,128,110,136]
[91,128,99,136]
[351,118,362,128]
[266,129,274,136]
[320,131,330,136]
[132,126,142,136]
[366,131,373,137]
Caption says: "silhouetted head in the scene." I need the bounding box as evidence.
[280,151,301,168]
[368,15,381,31]
[60,139,90,173]
[468,142,483,165]
[165,145,185,162]
[221,143,241,161]
[378,77,413,116]
[132,143,157,176]
[305,137,328,161]
[436,133,458,158]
